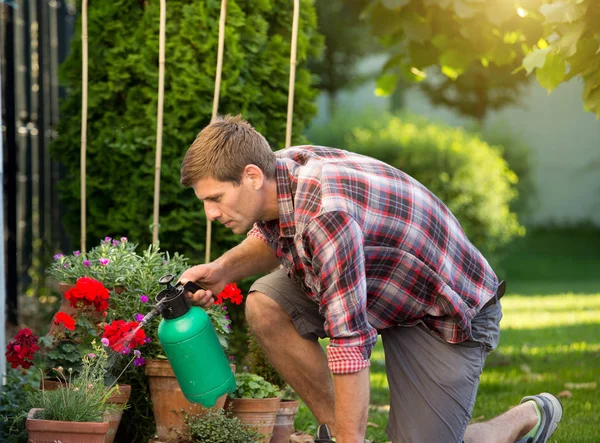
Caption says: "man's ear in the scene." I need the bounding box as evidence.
[244,164,265,190]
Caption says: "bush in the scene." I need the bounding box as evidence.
[184,408,261,443]
[307,111,524,264]
[52,0,323,264]
[0,368,40,443]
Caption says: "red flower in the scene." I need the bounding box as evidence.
[214,283,243,305]
[65,277,110,312]
[102,320,146,353]
[5,328,40,369]
[53,312,76,331]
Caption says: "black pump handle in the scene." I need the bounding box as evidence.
[181,280,207,294]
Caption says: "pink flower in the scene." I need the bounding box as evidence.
[134,349,141,358]
[133,357,145,367]
[88,353,96,358]
[139,295,149,303]
[99,258,109,266]
[121,237,128,242]
[101,337,109,346]
[74,250,80,256]
[134,313,144,322]
[53,254,64,260]
[83,260,90,267]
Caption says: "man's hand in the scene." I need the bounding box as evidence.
[333,367,370,443]
[179,262,227,307]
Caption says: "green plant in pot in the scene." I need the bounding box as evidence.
[225,372,281,443]
[20,341,126,443]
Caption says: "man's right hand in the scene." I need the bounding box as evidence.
[179,262,227,308]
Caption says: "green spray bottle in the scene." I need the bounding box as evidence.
[140,274,236,407]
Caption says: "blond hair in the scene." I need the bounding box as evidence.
[180,115,276,187]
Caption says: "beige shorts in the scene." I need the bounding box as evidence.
[250,268,502,443]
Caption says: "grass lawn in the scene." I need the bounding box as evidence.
[295,228,600,442]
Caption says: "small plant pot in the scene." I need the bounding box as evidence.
[146,359,231,442]
[270,399,299,443]
[39,380,131,443]
[225,397,281,443]
[26,408,110,443]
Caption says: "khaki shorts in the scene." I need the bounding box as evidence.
[250,268,502,443]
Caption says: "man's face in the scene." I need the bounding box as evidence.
[192,172,265,235]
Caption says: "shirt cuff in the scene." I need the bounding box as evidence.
[327,345,371,375]
[247,226,268,243]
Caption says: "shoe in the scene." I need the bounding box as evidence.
[516,393,563,443]
[315,424,335,443]
[314,424,371,443]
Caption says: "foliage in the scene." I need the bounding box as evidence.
[243,333,286,390]
[22,342,124,423]
[52,0,323,264]
[230,372,281,399]
[0,368,40,443]
[47,237,138,288]
[308,0,380,115]
[307,111,524,262]
[184,408,261,443]
[360,0,600,118]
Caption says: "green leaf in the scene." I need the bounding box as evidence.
[382,0,409,9]
[375,73,398,96]
[540,2,586,23]
[453,0,479,18]
[535,52,566,92]
[522,47,551,74]
[400,64,427,82]
[557,21,586,57]
[399,11,431,43]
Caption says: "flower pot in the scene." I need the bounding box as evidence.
[26,408,110,443]
[39,380,131,443]
[146,359,231,442]
[270,399,299,443]
[224,397,281,443]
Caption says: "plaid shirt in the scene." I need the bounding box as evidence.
[248,146,499,374]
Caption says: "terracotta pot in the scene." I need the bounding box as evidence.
[39,380,131,443]
[26,408,110,443]
[225,397,281,443]
[146,359,232,442]
[270,399,299,443]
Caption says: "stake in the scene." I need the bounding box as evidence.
[285,0,300,148]
[81,0,88,252]
[152,0,167,245]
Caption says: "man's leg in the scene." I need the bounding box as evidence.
[245,270,336,434]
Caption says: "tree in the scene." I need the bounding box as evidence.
[361,0,600,119]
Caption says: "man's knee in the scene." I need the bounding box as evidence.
[245,291,290,335]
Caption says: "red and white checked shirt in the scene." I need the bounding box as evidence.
[248,146,499,374]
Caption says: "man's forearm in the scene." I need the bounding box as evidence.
[333,367,370,442]
[214,236,279,282]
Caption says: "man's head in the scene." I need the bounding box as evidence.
[181,115,278,234]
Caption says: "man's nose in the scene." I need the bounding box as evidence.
[203,202,221,221]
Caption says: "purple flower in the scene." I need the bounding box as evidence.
[104,236,112,243]
[83,259,90,268]
[133,357,146,367]
[53,254,64,260]
[87,353,96,358]
[120,347,131,356]
[64,263,70,269]
[112,239,120,246]
[133,349,141,358]
[225,315,229,320]
[228,356,235,361]
[101,338,109,346]
[139,295,149,303]
[121,237,128,242]
[134,313,144,322]
[99,258,110,266]
[74,250,81,256]
[222,306,227,311]
[143,337,152,344]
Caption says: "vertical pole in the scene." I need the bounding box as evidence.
[0,52,6,383]
[205,0,227,264]
[80,0,88,252]
[285,0,299,148]
[152,0,167,245]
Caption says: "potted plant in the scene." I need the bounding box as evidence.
[5,276,148,443]
[23,341,126,442]
[225,372,282,443]
[244,333,300,443]
[182,408,261,443]
[144,282,243,442]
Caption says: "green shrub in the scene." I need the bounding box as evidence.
[230,372,281,399]
[52,0,323,264]
[184,408,261,443]
[0,368,40,443]
[307,111,524,264]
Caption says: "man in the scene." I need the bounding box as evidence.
[179,115,562,443]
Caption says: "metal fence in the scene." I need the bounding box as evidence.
[1,0,75,327]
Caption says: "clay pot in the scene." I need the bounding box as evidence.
[145,359,231,442]
[270,399,299,443]
[26,408,110,442]
[39,380,131,443]
[224,397,281,443]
